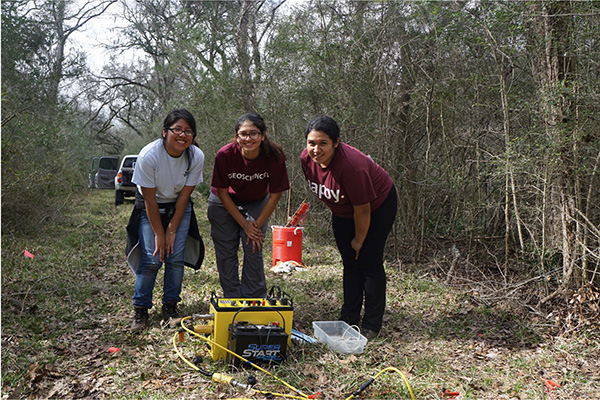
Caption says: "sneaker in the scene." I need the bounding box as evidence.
[162,302,182,328]
[131,307,149,331]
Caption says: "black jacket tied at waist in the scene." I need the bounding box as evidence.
[125,199,204,273]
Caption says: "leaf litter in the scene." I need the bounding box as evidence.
[2,191,600,399]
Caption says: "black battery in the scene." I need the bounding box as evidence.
[228,323,288,366]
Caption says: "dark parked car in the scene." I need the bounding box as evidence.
[89,156,119,189]
[115,155,138,205]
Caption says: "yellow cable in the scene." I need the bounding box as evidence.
[174,317,310,399]
[355,366,415,400]
[172,331,203,372]
[344,366,415,400]
[180,316,309,398]
[376,367,415,400]
[174,317,415,400]
[172,330,307,399]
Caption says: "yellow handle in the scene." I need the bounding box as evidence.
[212,373,233,385]
[194,324,213,334]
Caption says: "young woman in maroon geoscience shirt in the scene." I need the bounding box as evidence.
[300,115,397,339]
[208,113,289,298]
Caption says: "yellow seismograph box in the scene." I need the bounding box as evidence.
[207,288,294,362]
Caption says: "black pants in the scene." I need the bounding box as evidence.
[332,186,397,332]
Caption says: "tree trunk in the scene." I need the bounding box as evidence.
[528,1,580,294]
[236,0,255,110]
[49,1,67,107]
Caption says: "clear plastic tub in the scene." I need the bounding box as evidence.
[312,321,367,354]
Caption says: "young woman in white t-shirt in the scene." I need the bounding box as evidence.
[130,109,204,331]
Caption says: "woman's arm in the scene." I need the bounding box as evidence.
[255,191,283,228]
[140,187,167,262]
[164,185,196,256]
[216,188,265,252]
[351,203,371,259]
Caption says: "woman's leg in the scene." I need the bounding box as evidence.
[332,214,364,327]
[239,196,269,298]
[163,203,192,304]
[133,210,162,309]
[359,187,397,333]
[208,196,243,298]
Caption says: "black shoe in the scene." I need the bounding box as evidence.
[162,302,182,328]
[131,307,149,331]
[361,328,379,340]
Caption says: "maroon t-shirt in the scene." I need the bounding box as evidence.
[211,142,290,203]
[301,143,393,218]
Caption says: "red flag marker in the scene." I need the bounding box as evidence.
[24,250,34,259]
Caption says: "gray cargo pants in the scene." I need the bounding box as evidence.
[207,192,269,298]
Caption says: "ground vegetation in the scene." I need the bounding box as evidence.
[2,191,599,399]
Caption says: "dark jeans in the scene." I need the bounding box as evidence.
[332,186,397,333]
[133,202,192,309]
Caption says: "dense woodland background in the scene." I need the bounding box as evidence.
[2,0,600,317]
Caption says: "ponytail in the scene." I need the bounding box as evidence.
[260,136,286,161]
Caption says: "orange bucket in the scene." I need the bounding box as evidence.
[271,226,303,266]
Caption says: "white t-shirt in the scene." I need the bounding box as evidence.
[133,139,204,203]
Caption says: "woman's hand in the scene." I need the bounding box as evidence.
[351,237,364,259]
[352,203,371,260]
[154,232,167,262]
[165,230,176,257]
[141,186,169,262]
[244,219,264,252]
[216,188,267,252]
[163,185,195,259]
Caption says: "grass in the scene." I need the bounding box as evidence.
[2,189,600,399]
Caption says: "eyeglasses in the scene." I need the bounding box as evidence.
[168,127,194,137]
[236,131,262,140]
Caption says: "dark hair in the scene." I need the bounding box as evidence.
[304,115,340,142]
[162,108,198,170]
[235,113,286,161]
[163,108,197,139]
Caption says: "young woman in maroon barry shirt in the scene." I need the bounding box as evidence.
[301,115,397,339]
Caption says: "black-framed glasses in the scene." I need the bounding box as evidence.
[168,127,194,137]
[236,131,262,140]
